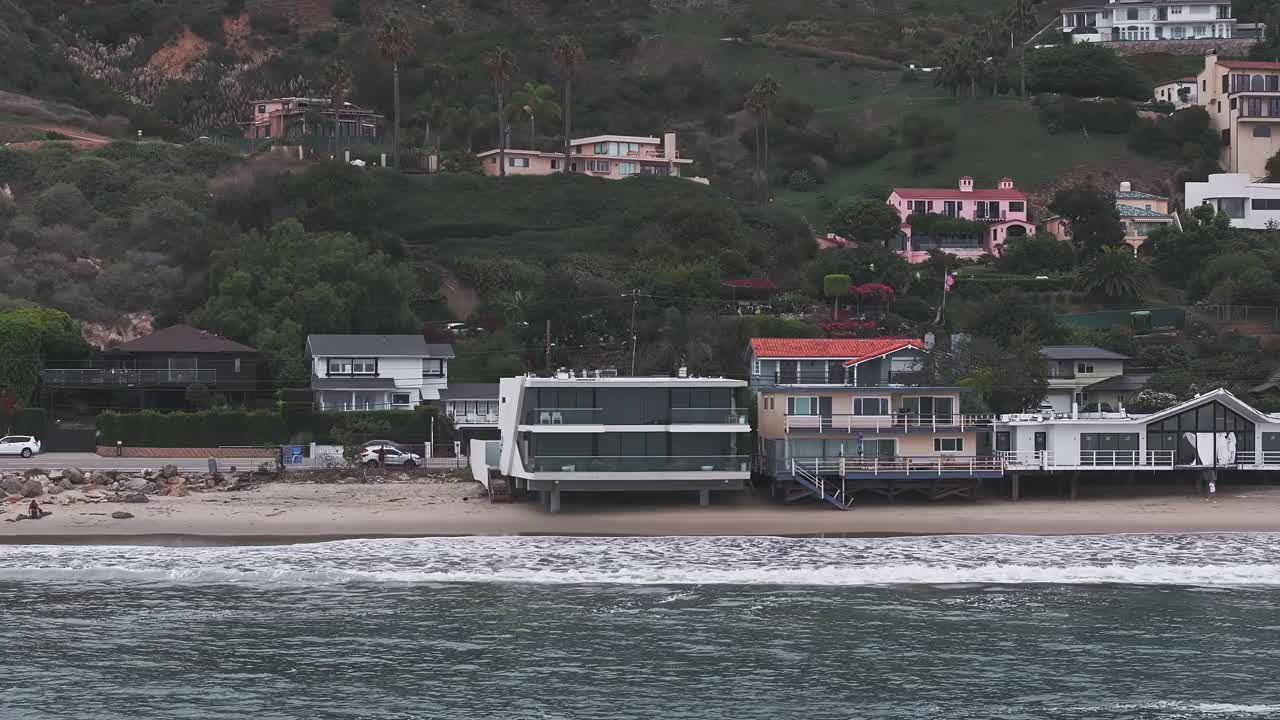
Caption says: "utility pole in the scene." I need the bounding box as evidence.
[544,319,552,372]
[628,289,639,376]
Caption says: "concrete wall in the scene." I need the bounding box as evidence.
[1101,38,1255,56]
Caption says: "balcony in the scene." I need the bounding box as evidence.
[1046,369,1076,379]
[1001,450,1175,469]
[784,413,994,433]
[753,370,920,387]
[40,368,217,386]
[523,407,748,426]
[789,455,1005,476]
[527,455,751,472]
[448,413,499,426]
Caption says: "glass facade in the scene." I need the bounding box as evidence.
[1146,401,1254,465]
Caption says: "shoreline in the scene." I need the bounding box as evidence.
[4,480,1280,545]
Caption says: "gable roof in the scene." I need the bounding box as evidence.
[1138,388,1274,425]
[750,338,924,360]
[892,187,1026,201]
[108,324,257,354]
[306,334,455,358]
[1117,204,1174,219]
[1116,189,1167,200]
[1040,345,1130,361]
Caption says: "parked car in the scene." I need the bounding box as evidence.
[360,445,422,468]
[361,439,406,450]
[0,435,41,458]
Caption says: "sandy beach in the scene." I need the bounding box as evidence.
[3,477,1280,543]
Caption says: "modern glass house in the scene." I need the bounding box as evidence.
[494,373,751,511]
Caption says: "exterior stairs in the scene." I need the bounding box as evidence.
[789,460,852,511]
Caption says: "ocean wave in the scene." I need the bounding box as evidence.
[3,534,1280,587]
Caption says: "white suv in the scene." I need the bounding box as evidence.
[359,445,422,468]
[0,436,41,458]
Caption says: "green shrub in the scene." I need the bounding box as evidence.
[1036,95,1136,134]
[5,408,46,435]
[97,409,289,447]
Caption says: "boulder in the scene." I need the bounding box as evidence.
[5,494,22,503]
[166,486,189,498]
[20,479,44,498]
[124,493,149,504]
[64,468,86,485]
[46,484,63,495]
[22,468,48,479]
[110,511,134,520]
[122,478,153,493]
[47,469,64,481]
[56,479,73,491]
[161,464,179,479]
[0,477,23,496]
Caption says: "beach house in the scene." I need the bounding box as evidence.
[1041,345,1150,413]
[750,338,1002,509]
[1184,54,1280,180]
[476,133,701,180]
[491,371,752,512]
[439,383,500,446]
[1185,173,1280,229]
[887,177,1035,263]
[240,97,382,141]
[305,334,455,411]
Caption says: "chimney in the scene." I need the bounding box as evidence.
[663,132,677,160]
[958,176,974,193]
[998,177,1015,190]
[1120,181,1132,192]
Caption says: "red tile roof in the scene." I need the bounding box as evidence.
[722,278,779,290]
[750,337,924,359]
[892,188,1027,201]
[1217,60,1280,70]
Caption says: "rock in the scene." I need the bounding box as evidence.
[342,476,358,484]
[161,464,179,479]
[5,494,22,503]
[22,468,48,479]
[166,475,186,486]
[47,469,64,481]
[56,479,73,491]
[110,511,134,520]
[64,468,86,485]
[0,477,22,496]
[124,493,149,504]
[46,484,63,495]
[20,480,44,498]
[122,478,152,493]
[167,486,189,498]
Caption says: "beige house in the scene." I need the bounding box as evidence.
[477,133,703,181]
[749,338,1001,508]
[1045,181,1177,254]
[1188,54,1280,180]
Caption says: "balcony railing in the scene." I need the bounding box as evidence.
[528,455,751,473]
[40,368,217,386]
[1000,450,1175,469]
[449,413,499,426]
[524,407,748,425]
[1046,369,1076,379]
[1221,451,1280,465]
[790,455,1005,477]
[784,413,994,433]
[753,370,920,387]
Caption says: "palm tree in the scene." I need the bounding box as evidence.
[508,82,561,149]
[935,39,978,99]
[980,19,1009,97]
[551,35,585,174]
[447,104,493,152]
[374,12,414,169]
[746,74,781,202]
[1006,0,1040,97]
[1078,246,1146,299]
[484,46,518,176]
[412,100,449,151]
[322,61,352,161]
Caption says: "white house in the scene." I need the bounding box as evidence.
[1062,1,1236,42]
[305,334,455,411]
[1153,76,1198,108]
[996,388,1280,473]
[493,372,752,511]
[1185,173,1280,229]
[1041,345,1149,413]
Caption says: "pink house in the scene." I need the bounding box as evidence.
[886,177,1035,263]
[477,133,704,182]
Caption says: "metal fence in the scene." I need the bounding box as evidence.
[1197,304,1280,330]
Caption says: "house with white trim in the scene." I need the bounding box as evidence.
[1185,173,1280,229]
[1041,345,1150,413]
[306,334,455,411]
[476,132,703,181]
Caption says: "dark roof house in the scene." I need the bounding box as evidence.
[1040,345,1130,361]
[106,324,257,354]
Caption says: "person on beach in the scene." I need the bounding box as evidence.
[27,500,46,519]
[1207,479,1217,502]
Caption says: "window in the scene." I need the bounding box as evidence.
[257,104,266,114]
[1252,199,1280,210]
[1252,75,1267,91]
[860,439,896,458]
[588,159,610,173]
[1219,197,1247,218]
[1221,128,1231,146]
[910,200,929,214]
[551,159,559,169]
[787,397,819,415]
[1230,98,1237,110]
[1170,5,1182,13]
[1269,76,1280,92]
[617,162,639,175]
[934,438,964,453]
[1223,75,1231,93]
[490,157,497,165]
[328,358,351,375]
[1247,97,1262,116]
[509,157,530,167]
[423,359,444,377]
[1077,362,1094,374]
[352,358,375,375]
[763,396,775,411]
[1009,201,1025,213]
[392,392,412,406]
[995,431,1011,452]
[1255,126,1273,138]
[943,201,958,217]
[1127,8,1138,19]
[234,358,241,374]
[854,398,889,416]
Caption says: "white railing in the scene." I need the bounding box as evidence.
[1000,450,1175,468]
[450,413,499,425]
[789,455,1005,477]
[784,414,995,433]
[1227,451,1280,466]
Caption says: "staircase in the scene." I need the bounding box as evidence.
[789,460,852,511]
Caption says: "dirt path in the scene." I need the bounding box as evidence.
[440,270,479,321]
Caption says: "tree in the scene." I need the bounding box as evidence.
[824,274,852,320]
[936,37,981,99]
[1077,246,1145,300]
[374,12,414,170]
[0,306,84,406]
[1006,0,1040,97]
[323,61,353,161]
[1049,184,1124,258]
[746,74,782,201]
[508,82,560,149]
[1267,149,1280,182]
[826,198,902,245]
[1026,43,1146,99]
[484,46,518,176]
[446,104,492,152]
[1149,205,1232,287]
[998,232,1075,274]
[551,35,585,174]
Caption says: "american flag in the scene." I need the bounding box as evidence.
[944,272,955,293]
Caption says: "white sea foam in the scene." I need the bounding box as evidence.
[2,534,1280,587]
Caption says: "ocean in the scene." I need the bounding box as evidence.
[3,534,1279,720]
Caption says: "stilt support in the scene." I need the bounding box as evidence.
[549,489,561,513]
[699,489,710,507]
[1011,472,1020,502]
[1069,471,1079,501]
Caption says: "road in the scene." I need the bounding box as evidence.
[0,453,270,473]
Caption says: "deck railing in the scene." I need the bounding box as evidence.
[790,455,1005,477]
[523,407,748,425]
[1000,450,1175,468]
[784,413,995,433]
[528,455,751,473]
[40,368,218,386]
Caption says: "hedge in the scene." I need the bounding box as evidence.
[4,408,46,435]
[96,405,454,447]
